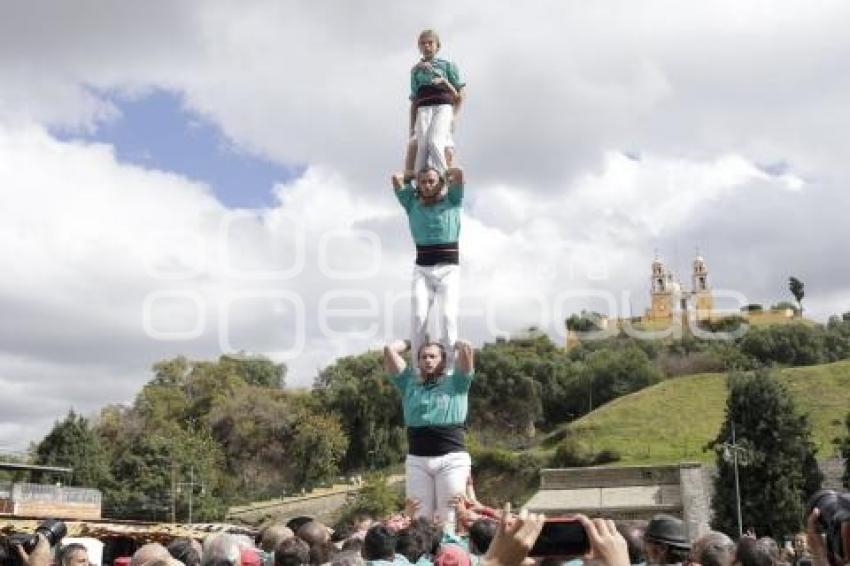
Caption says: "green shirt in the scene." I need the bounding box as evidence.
[395,184,463,246]
[390,367,473,427]
[410,57,465,100]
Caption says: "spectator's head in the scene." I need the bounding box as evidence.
[296,521,330,548]
[616,521,647,565]
[755,538,780,564]
[260,526,294,553]
[274,538,310,566]
[286,517,314,534]
[132,543,172,566]
[363,525,397,562]
[167,538,202,566]
[692,531,735,566]
[397,518,438,564]
[418,342,447,378]
[309,541,337,566]
[59,543,89,566]
[433,544,471,566]
[202,534,242,566]
[469,519,498,555]
[734,537,774,566]
[644,514,690,565]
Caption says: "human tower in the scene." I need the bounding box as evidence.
[382,29,474,529]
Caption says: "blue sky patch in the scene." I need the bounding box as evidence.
[51,89,302,208]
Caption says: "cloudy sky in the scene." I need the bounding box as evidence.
[1,1,848,451]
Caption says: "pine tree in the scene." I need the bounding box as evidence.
[710,370,822,538]
[34,409,111,488]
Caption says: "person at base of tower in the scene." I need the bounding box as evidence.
[392,166,464,370]
[384,338,474,526]
[406,29,465,178]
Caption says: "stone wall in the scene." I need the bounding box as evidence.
[527,463,711,539]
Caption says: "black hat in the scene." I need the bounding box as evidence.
[645,514,690,549]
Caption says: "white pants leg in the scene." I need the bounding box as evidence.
[434,265,460,370]
[410,264,460,369]
[405,452,471,522]
[414,104,453,174]
[411,265,435,368]
[433,451,472,524]
[405,455,436,519]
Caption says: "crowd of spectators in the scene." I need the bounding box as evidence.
[4,486,847,566]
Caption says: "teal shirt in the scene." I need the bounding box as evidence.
[395,183,463,246]
[367,555,412,566]
[390,367,473,427]
[410,57,465,100]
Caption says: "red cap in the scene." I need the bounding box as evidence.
[434,545,471,566]
[240,548,262,566]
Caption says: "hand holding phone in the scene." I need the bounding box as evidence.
[529,518,589,557]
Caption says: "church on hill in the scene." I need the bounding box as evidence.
[565,252,802,349]
[645,253,714,323]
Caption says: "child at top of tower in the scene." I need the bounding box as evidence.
[404,29,466,180]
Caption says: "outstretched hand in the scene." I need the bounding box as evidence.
[392,173,405,190]
[404,497,422,519]
[576,515,630,566]
[805,509,830,566]
[482,503,546,566]
[15,534,51,566]
[446,167,464,186]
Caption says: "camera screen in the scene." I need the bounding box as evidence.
[529,519,589,557]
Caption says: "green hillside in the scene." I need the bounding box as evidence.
[542,360,850,465]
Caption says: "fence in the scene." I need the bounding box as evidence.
[0,482,102,519]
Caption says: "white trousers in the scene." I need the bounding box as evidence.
[414,104,453,174]
[406,451,471,522]
[411,263,460,370]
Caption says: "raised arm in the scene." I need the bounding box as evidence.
[384,339,408,374]
[455,340,474,374]
[392,172,405,191]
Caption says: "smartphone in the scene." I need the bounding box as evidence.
[529,518,589,557]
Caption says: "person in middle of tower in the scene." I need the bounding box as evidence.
[404,28,465,180]
[392,166,464,370]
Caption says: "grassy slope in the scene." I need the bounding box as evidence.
[540,360,850,465]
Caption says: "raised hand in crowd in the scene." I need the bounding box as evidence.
[482,503,546,566]
[14,534,50,566]
[576,514,630,566]
[806,509,831,566]
[403,497,422,520]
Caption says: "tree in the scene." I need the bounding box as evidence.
[710,370,822,538]
[288,411,349,490]
[737,324,826,367]
[789,277,805,315]
[565,311,605,332]
[581,344,661,412]
[313,351,406,472]
[34,410,111,488]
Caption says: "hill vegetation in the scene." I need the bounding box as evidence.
[542,360,850,466]
[25,312,850,520]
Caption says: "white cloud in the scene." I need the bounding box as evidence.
[0,1,849,449]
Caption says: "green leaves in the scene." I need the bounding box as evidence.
[710,370,822,538]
